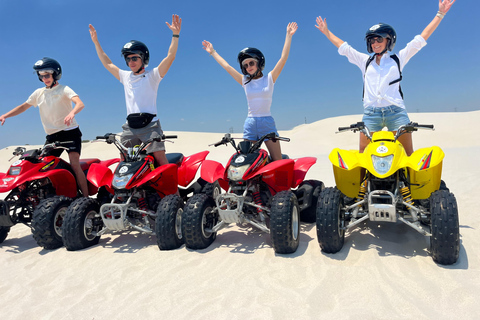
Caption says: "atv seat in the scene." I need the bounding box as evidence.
[268,154,290,162]
[166,153,184,165]
[79,158,101,171]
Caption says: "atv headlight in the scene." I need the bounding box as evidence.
[8,167,21,176]
[372,155,393,175]
[112,173,133,189]
[227,164,249,181]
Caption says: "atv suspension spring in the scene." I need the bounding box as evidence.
[138,197,147,212]
[357,184,367,201]
[400,186,414,205]
[252,191,263,213]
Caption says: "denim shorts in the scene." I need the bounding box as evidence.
[243,116,278,141]
[121,120,165,153]
[362,105,410,132]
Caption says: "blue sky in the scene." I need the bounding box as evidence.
[0,0,478,148]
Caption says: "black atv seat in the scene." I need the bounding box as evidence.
[79,158,100,171]
[166,153,184,165]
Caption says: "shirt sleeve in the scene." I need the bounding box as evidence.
[338,42,370,75]
[397,35,427,70]
[63,86,79,99]
[25,88,41,107]
[118,69,129,84]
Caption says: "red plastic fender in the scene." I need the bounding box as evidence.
[98,158,120,168]
[177,151,209,187]
[136,163,178,196]
[41,169,78,198]
[291,157,317,189]
[200,159,228,191]
[87,162,115,190]
[253,159,295,193]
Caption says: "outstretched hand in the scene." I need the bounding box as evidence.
[166,14,182,35]
[89,24,98,43]
[202,40,214,54]
[439,0,456,14]
[315,16,328,34]
[286,22,298,37]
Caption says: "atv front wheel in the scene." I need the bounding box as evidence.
[156,194,185,250]
[316,187,345,253]
[429,190,460,265]
[182,193,217,249]
[270,190,300,254]
[32,196,73,250]
[202,180,222,199]
[63,197,102,251]
[0,226,10,243]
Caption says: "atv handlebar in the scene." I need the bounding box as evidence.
[211,132,290,154]
[337,121,434,141]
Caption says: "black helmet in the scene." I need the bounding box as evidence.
[365,23,396,53]
[33,57,62,82]
[237,47,265,75]
[121,40,149,67]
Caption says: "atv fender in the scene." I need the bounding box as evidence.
[200,160,228,191]
[291,157,317,189]
[407,146,444,199]
[40,169,78,198]
[329,148,363,198]
[177,151,209,187]
[87,162,115,190]
[254,159,295,192]
[137,163,178,196]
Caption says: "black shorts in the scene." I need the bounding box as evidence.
[45,127,83,157]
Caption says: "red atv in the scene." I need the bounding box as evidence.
[62,133,220,251]
[0,142,118,249]
[182,132,323,254]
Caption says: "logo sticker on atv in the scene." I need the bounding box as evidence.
[12,160,22,166]
[40,161,55,171]
[235,156,246,164]
[376,146,388,154]
[119,166,129,174]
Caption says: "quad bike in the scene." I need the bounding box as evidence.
[62,133,219,251]
[182,132,321,254]
[316,122,459,265]
[0,142,118,249]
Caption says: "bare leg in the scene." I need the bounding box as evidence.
[359,132,370,153]
[264,140,282,161]
[153,150,169,166]
[68,152,89,197]
[397,132,413,156]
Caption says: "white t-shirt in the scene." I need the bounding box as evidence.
[242,72,274,117]
[119,68,163,121]
[338,35,427,109]
[26,84,79,135]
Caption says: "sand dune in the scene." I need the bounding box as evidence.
[1,111,479,319]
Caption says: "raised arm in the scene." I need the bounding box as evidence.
[203,40,243,85]
[315,16,344,48]
[157,14,182,78]
[420,0,456,41]
[271,22,298,83]
[89,24,120,80]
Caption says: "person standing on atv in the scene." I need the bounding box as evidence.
[88,14,182,167]
[315,0,456,156]
[0,57,89,197]
[202,22,298,161]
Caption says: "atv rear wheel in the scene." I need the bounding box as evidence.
[316,187,345,253]
[270,190,300,254]
[182,193,217,249]
[63,197,102,251]
[429,190,460,265]
[156,194,185,250]
[296,180,325,223]
[32,196,72,250]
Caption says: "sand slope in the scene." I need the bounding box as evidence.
[1,111,479,319]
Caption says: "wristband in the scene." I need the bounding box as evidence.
[436,11,445,19]
[172,34,179,38]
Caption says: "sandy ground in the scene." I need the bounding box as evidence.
[0,111,479,319]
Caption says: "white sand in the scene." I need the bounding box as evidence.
[1,111,479,319]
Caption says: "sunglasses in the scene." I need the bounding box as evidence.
[368,37,385,44]
[39,74,52,79]
[243,60,256,69]
[125,56,141,63]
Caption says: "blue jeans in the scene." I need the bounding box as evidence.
[362,105,410,132]
[243,116,278,140]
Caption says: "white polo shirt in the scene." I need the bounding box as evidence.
[338,35,427,109]
[119,68,163,122]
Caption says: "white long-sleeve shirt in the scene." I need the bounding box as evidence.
[338,35,427,109]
